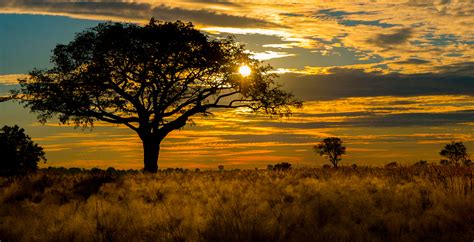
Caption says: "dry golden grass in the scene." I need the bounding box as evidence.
[0,166,472,242]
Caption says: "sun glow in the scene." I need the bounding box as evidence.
[239,65,251,77]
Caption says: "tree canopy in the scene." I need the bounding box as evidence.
[15,19,301,172]
[440,141,470,165]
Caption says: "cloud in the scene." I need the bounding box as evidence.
[392,58,431,65]
[0,1,276,28]
[0,74,26,85]
[314,8,397,28]
[369,28,413,47]
[248,51,295,61]
[1,0,472,75]
[434,61,474,76]
[185,0,242,7]
[279,62,474,100]
[259,110,474,129]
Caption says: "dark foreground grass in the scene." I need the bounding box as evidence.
[0,166,472,242]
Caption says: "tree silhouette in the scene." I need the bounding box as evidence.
[15,19,301,172]
[0,125,46,176]
[440,141,470,165]
[314,137,346,168]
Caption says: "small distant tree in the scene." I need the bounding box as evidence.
[0,125,46,176]
[440,141,470,165]
[218,165,224,171]
[314,137,346,168]
[266,164,274,171]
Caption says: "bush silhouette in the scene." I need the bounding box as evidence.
[385,162,398,168]
[0,125,46,176]
[273,162,292,170]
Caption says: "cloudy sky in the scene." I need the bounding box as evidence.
[1,0,473,169]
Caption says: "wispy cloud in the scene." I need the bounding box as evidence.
[0,74,26,85]
[1,1,472,74]
[248,50,295,61]
[0,1,276,28]
[279,62,474,100]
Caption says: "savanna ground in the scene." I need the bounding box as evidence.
[0,166,472,242]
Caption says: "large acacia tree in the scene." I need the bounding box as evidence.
[16,19,301,172]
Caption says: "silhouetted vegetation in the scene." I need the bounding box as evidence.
[0,166,471,241]
[15,19,301,172]
[0,125,45,176]
[272,162,292,170]
[314,137,346,168]
[440,141,471,166]
[413,160,428,167]
[385,162,398,168]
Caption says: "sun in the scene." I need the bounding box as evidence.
[239,65,251,77]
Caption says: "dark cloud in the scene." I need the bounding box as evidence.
[0,0,276,28]
[257,110,474,129]
[220,133,314,144]
[279,62,474,100]
[393,58,430,65]
[314,9,397,28]
[434,62,474,76]
[339,19,397,28]
[369,28,413,47]
[185,0,242,7]
[315,9,373,19]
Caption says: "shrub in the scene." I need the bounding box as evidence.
[273,162,292,170]
[385,162,398,168]
[413,160,428,166]
[0,125,46,176]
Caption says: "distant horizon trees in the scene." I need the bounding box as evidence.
[14,19,301,173]
[0,125,46,176]
[314,137,346,168]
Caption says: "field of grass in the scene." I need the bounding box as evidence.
[0,166,472,242]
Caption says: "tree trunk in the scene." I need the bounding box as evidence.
[143,139,161,173]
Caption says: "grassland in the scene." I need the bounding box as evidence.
[0,166,472,242]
